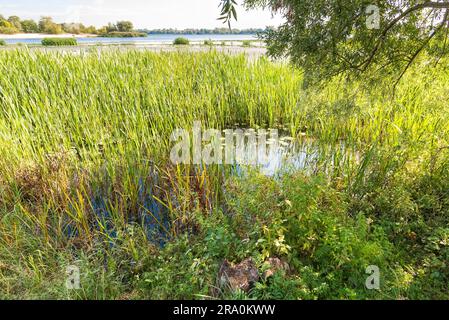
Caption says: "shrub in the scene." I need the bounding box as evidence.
[173,37,189,45]
[41,38,78,46]
[242,40,252,47]
[0,39,6,46]
[224,172,395,299]
[204,39,213,46]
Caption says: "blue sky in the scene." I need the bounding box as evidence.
[0,0,283,29]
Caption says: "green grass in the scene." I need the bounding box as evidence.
[41,38,78,46]
[173,37,190,45]
[0,39,5,46]
[0,49,448,299]
[242,40,252,47]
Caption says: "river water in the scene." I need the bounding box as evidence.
[3,34,258,45]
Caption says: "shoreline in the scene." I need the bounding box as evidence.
[0,33,97,39]
[0,33,260,41]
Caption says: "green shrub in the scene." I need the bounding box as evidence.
[242,40,252,47]
[0,39,5,46]
[173,37,190,45]
[204,39,213,46]
[224,172,395,299]
[138,234,217,299]
[41,38,78,46]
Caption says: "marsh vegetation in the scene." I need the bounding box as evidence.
[0,49,447,299]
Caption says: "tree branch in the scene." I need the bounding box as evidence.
[360,1,449,70]
[392,8,449,90]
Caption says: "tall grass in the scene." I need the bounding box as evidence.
[0,48,448,299]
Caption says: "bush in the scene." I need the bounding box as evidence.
[204,39,213,46]
[173,37,190,45]
[242,40,252,47]
[41,38,78,46]
[224,172,395,299]
[101,31,148,38]
[0,39,5,46]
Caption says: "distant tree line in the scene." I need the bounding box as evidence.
[0,13,266,36]
[0,14,136,36]
[139,27,265,35]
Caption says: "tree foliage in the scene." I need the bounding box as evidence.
[61,23,97,34]
[0,14,102,35]
[224,1,449,82]
[219,0,238,28]
[21,19,39,33]
[0,17,17,34]
[38,16,63,34]
[116,21,134,32]
[8,16,22,31]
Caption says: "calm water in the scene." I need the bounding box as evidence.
[4,34,258,45]
[235,136,318,177]
[226,131,358,177]
[80,134,355,245]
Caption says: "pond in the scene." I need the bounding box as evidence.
[71,132,356,247]
[229,135,319,177]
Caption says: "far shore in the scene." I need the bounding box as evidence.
[0,33,97,39]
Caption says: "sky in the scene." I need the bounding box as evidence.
[0,0,283,29]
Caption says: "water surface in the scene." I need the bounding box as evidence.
[4,34,258,45]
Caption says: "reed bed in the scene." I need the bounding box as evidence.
[0,48,448,299]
